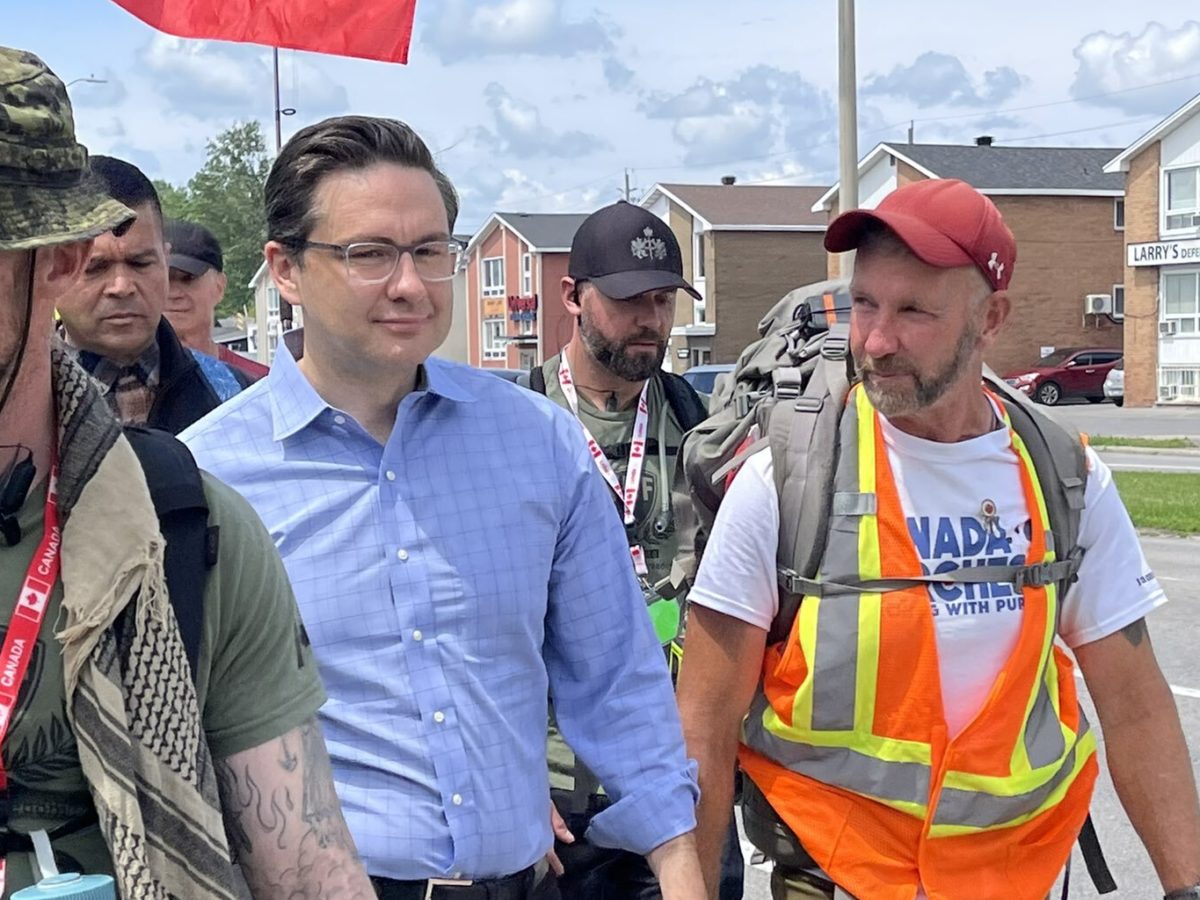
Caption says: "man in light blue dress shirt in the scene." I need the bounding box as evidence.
[182,115,704,900]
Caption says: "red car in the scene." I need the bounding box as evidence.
[1003,348,1123,406]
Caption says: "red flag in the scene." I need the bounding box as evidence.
[110,0,418,64]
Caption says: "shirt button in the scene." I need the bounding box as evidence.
[397,548,409,561]
[412,630,423,642]
[334,414,346,425]
[385,470,397,481]
[452,793,463,806]
[433,710,446,723]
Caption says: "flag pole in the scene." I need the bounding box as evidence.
[272,47,293,331]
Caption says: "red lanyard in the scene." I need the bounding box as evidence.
[558,357,651,575]
[0,462,60,892]
[0,463,60,790]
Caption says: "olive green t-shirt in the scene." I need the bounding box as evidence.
[0,474,325,891]
[541,354,687,793]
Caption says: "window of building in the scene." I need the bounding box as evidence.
[267,285,280,315]
[518,315,535,337]
[691,348,711,367]
[482,257,505,297]
[1113,199,1125,231]
[694,299,707,325]
[521,253,532,296]
[482,319,507,359]
[694,233,706,280]
[1163,271,1200,334]
[1160,365,1200,401]
[1112,284,1125,320]
[1165,166,1200,231]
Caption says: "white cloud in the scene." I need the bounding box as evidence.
[475,83,610,158]
[863,52,1025,108]
[1071,21,1200,115]
[640,66,837,171]
[422,0,612,63]
[139,35,347,119]
[459,166,606,219]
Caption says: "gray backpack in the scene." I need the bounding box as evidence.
[669,276,1116,893]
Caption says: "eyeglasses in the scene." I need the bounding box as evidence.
[300,239,465,284]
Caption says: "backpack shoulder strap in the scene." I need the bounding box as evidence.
[124,426,215,678]
[660,372,709,430]
[768,323,854,644]
[527,364,547,395]
[985,367,1088,603]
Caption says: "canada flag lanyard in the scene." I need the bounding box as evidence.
[0,460,60,894]
[558,357,651,576]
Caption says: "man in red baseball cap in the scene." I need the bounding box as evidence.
[677,178,1200,899]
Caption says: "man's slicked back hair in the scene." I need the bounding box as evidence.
[88,155,163,232]
[265,115,460,251]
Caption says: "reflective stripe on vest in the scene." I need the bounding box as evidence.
[743,384,1096,835]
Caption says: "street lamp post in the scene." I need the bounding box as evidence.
[837,0,859,278]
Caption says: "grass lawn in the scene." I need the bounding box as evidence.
[1088,435,1196,449]
[1112,471,1200,535]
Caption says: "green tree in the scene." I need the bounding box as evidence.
[155,122,271,319]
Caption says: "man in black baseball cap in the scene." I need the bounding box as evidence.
[165,218,267,379]
[524,201,742,899]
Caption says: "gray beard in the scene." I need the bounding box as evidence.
[857,320,979,418]
[579,310,667,382]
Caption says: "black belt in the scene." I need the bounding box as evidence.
[371,864,539,900]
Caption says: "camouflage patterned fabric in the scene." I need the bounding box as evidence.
[0,46,134,250]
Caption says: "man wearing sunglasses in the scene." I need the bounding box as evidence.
[182,116,704,900]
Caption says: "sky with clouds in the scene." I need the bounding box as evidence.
[10,1,1200,232]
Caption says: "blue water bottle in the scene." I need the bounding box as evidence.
[12,873,116,899]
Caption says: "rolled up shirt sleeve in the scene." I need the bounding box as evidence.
[542,416,699,856]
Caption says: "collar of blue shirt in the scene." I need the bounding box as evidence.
[267,342,478,442]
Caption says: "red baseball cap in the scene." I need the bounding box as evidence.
[824,179,1016,291]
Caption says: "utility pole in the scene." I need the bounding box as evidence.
[623,168,632,202]
[837,0,859,278]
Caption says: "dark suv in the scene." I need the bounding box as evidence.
[1003,348,1123,406]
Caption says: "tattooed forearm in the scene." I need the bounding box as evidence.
[1121,618,1148,648]
[216,717,374,899]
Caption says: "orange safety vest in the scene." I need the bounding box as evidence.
[740,385,1097,900]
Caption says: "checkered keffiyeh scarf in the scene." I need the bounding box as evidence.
[51,344,241,899]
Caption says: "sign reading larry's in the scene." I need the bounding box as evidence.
[1128,238,1200,266]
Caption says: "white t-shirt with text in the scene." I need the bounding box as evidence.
[690,414,1166,737]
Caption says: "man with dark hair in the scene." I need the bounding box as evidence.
[165,218,269,381]
[525,201,744,899]
[55,156,251,433]
[183,115,705,899]
[0,46,375,897]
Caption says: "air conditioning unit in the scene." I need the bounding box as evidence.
[1160,384,1180,401]
[1159,320,1178,337]
[1084,294,1113,315]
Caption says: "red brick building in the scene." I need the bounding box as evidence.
[639,182,830,367]
[464,212,588,370]
[1105,93,1200,406]
[814,140,1127,377]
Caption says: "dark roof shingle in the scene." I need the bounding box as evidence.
[493,212,591,250]
[658,183,829,228]
[888,143,1124,192]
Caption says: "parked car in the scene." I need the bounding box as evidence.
[1003,348,1123,406]
[1103,359,1124,407]
[682,363,735,395]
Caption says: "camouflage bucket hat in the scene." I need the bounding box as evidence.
[0,47,134,251]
